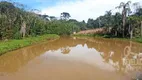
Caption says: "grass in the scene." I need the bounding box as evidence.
[0,34,59,55]
[133,37,142,43]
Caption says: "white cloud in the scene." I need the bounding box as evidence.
[41,0,142,22]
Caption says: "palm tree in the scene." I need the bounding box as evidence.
[113,12,122,36]
[116,1,131,37]
[105,10,112,33]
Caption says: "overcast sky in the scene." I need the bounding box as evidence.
[13,0,142,21]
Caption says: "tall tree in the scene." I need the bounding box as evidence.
[87,18,95,29]
[105,10,113,33]
[112,12,122,36]
[116,1,131,37]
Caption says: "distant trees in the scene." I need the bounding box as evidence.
[39,14,49,20]
[0,1,82,40]
[1,0,142,39]
[104,10,113,33]
[87,18,95,29]
[46,20,80,35]
[112,12,122,36]
[80,20,87,30]
[68,19,87,30]
[86,1,142,38]
[60,12,71,20]
[135,8,142,16]
[49,16,57,21]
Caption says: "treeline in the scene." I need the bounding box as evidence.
[1,1,142,40]
[0,1,86,40]
[86,1,142,38]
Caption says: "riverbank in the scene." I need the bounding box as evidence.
[73,34,142,43]
[133,38,142,43]
[0,34,60,56]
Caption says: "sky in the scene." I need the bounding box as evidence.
[12,0,142,21]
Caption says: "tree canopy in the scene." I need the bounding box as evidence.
[0,0,142,40]
[0,1,83,40]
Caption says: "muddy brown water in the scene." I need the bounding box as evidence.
[0,37,142,80]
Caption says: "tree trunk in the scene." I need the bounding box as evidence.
[20,21,26,38]
[115,31,117,36]
[130,27,133,39]
[122,18,125,38]
[141,21,142,37]
[122,6,127,38]
[129,23,133,39]
[0,33,2,40]
[108,27,111,33]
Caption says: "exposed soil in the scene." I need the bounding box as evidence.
[77,28,107,34]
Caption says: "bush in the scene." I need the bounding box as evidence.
[13,32,22,39]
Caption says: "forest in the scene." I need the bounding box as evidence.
[0,0,142,40]
[0,0,86,40]
[86,1,142,39]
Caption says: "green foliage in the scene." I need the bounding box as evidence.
[0,34,59,55]
[87,18,95,29]
[86,1,142,38]
[134,37,142,43]
[0,1,82,40]
[13,32,22,39]
[1,0,142,40]
[68,19,87,30]
[46,20,80,35]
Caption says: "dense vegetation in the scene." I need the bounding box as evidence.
[86,1,142,39]
[0,1,85,40]
[0,0,142,40]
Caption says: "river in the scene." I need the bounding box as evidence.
[0,37,142,80]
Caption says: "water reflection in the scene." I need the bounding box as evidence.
[0,37,142,80]
[61,47,71,54]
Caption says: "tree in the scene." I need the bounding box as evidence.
[0,1,82,39]
[20,21,26,37]
[135,8,142,16]
[87,18,94,29]
[116,1,131,37]
[80,20,87,30]
[68,19,87,30]
[135,7,142,37]
[60,12,71,20]
[0,1,18,39]
[141,21,142,37]
[104,10,113,33]
[49,16,57,21]
[112,12,122,36]
[39,14,49,20]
